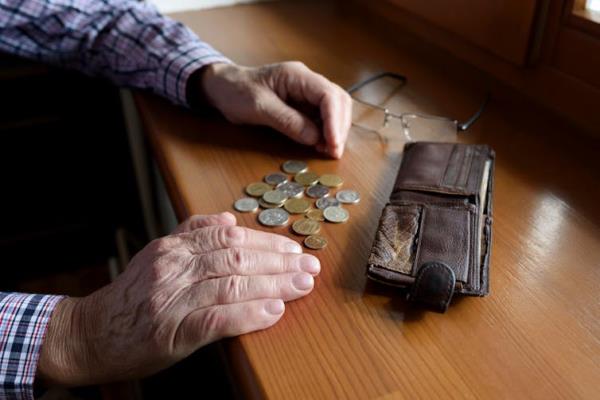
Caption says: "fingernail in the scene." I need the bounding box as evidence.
[221,211,236,220]
[299,255,320,275]
[265,299,285,315]
[285,242,303,254]
[292,273,314,291]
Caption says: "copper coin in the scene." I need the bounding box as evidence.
[304,235,328,250]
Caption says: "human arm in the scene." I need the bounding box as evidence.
[0,0,351,157]
[0,0,229,106]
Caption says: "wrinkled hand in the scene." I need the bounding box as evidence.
[38,212,320,386]
[195,62,352,159]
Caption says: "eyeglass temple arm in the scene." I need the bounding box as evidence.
[346,72,407,94]
[347,72,490,132]
[457,92,490,131]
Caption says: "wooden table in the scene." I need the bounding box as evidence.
[133,2,600,398]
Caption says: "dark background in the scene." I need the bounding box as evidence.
[0,54,234,400]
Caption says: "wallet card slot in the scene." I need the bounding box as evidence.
[367,204,422,277]
[395,142,490,198]
[415,205,471,284]
[444,145,474,189]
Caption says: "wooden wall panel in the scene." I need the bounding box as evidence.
[386,0,540,65]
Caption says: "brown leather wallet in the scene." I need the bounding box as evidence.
[367,142,495,312]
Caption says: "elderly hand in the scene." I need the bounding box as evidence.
[194,62,352,159]
[37,212,320,386]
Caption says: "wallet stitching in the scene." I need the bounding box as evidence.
[456,146,474,189]
[440,144,459,188]
[440,264,454,309]
[413,206,427,278]
[467,206,477,291]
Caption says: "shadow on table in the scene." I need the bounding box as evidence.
[159,103,333,161]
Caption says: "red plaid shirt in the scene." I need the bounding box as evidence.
[0,293,64,399]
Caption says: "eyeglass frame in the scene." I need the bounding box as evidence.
[346,72,489,134]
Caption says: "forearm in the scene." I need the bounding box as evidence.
[0,0,229,106]
[36,297,93,387]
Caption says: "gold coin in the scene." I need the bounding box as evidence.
[262,190,287,205]
[246,182,272,197]
[292,219,321,236]
[295,171,319,186]
[284,198,311,214]
[304,235,328,250]
[319,174,343,188]
[306,209,324,221]
[258,198,282,209]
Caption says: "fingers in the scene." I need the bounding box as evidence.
[319,89,352,158]
[274,62,352,158]
[182,225,303,254]
[194,248,320,279]
[186,272,315,309]
[255,91,321,145]
[172,212,237,234]
[175,299,285,351]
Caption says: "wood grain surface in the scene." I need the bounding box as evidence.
[134,2,600,398]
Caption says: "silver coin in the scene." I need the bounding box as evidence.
[282,160,308,174]
[258,198,282,209]
[316,196,340,209]
[305,184,330,199]
[336,189,361,204]
[262,189,288,205]
[323,206,349,223]
[258,208,290,227]
[276,181,304,198]
[264,172,288,186]
[233,197,259,213]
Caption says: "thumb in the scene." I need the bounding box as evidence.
[257,92,320,145]
[172,212,237,234]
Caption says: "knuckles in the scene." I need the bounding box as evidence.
[226,247,246,270]
[145,236,180,255]
[281,61,307,73]
[219,225,247,248]
[219,275,243,304]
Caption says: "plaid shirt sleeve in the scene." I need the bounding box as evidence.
[0,293,64,400]
[0,0,230,106]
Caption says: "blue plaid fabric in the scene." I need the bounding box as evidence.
[0,0,230,106]
[0,293,64,399]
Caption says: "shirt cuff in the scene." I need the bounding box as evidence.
[160,41,231,107]
[0,293,65,400]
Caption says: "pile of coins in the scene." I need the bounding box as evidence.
[233,160,360,250]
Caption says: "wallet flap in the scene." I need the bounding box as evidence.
[408,262,456,313]
[416,205,472,283]
[394,142,491,197]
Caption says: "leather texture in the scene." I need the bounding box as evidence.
[409,262,456,313]
[367,142,495,313]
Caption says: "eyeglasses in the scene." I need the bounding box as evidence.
[347,72,488,146]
